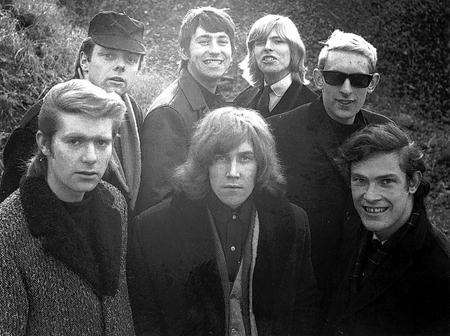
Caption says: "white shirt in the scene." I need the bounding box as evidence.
[266,73,292,112]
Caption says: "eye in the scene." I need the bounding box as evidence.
[274,38,284,44]
[351,176,366,185]
[217,38,230,46]
[198,39,209,46]
[380,178,394,186]
[239,153,255,162]
[254,39,265,47]
[67,138,81,146]
[127,54,139,64]
[213,154,227,162]
[95,139,110,147]
[101,52,116,61]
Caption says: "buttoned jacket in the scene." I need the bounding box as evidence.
[135,70,210,214]
[128,192,319,336]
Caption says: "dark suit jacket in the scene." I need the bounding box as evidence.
[267,97,391,317]
[135,70,211,214]
[323,203,450,336]
[0,96,143,203]
[127,192,319,336]
[233,79,317,118]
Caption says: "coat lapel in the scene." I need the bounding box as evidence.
[271,80,300,116]
[179,70,209,119]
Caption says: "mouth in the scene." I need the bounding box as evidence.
[261,55,277,63]
[203,59,224,66]
[336,99,354,105]
[362,206,388,214]
[76,171,99,177]
[223,185,242,189]
[108,77,126,83]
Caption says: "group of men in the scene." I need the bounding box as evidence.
[0,6,448,336]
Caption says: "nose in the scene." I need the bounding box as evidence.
[209,39,220,54]
[264,38,273,50]
[114,56,126,73]
[339,78,353,95]
[363,183,381,202]
[226,158,240,178]
[81,142,97,164]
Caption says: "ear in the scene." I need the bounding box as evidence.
[36,131,50,156]
[367,72,380,93]
[79,51,90,74]
[179,47,189,61]
[408,171,421,194]
[313,68,324,90]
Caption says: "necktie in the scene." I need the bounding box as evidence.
[256,85,271,117]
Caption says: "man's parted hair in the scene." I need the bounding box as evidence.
[339,123,428,195]
[172,106,285,200]
[27,79,126,178]
[178,6,236,70]
[317,30,378,73]
[240,14,309,86]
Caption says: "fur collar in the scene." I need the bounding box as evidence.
[20,177,122,297]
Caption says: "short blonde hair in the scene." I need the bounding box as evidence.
[317,30,377,72]
[240,15,308,86]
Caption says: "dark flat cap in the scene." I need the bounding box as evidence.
[88,11,145,54]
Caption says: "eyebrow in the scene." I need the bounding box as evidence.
[62,133,112,141]
[351,173,398,179]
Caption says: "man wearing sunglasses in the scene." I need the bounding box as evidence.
[268,29,391,328]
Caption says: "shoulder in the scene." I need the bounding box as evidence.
[145,78,183,117]
[0,191,29,248]
[361,108,393,124]
[234,85,259,106]
[99,181,127,215]
[268,101,313,132]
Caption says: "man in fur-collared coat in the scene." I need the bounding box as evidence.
[128,107,319,336]
[0,80,134,335]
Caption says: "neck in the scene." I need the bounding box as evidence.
[46,172,84,203]
[264,71,290,86]
[187,64,218,93]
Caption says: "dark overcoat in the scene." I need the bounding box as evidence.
[128,192,319,336]
[323,204,450,336]
[233,79,317,118]
[135,70,210,214]
[267,97,391,316]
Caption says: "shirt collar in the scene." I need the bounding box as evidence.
[266,73,292,97]
[207,192,254,225]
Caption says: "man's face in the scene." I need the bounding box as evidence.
[42,113,113,202]
[209,140,257,209]
[186,26,232,86]
[314,50,379,125]
[351,152,417,240]
[82,44,140,96]
[254,29,291,84]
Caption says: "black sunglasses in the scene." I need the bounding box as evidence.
[321,71,373,88]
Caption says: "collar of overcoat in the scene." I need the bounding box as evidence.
[179,69,209,117]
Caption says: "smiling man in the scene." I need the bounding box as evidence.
[135,7,235,213]
[268,30,391,325]
[0,79,135,335]
[323,123,449,336]
[234,15,316,118]
[128,106,319,335]
[0,11,145,212]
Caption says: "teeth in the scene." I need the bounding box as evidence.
[363,206,388,213]
[262,56,276,62]
[204,60,223,65]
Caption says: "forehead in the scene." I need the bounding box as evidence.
[324,50,371,74]
[351,152,404,178]
[55,113,113,139]
[191,26,230,40]
[92,44,140,57]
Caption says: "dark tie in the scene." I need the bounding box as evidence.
[256,85,271,117]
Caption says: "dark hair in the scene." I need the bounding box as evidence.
[27,79,126,178]
[172,106,285,200]
[178,6,235,70]
[339,123,429,197]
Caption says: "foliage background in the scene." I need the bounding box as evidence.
[0,0,448,232]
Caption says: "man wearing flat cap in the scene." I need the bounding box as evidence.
[0,11,145,212]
